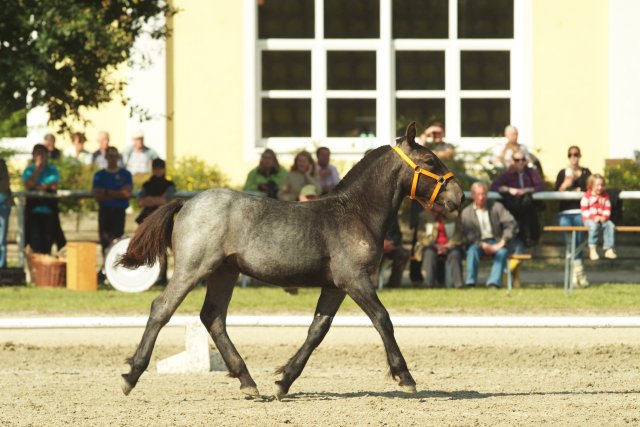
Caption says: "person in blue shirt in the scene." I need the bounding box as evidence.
[0,157,12,267]
[92,146,132,259]
[22,144,63,254]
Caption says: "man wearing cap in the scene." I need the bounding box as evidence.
[122,131,159,175]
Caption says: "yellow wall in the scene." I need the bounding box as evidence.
[169,0,251,187]
[532,0,609,177]
[51,65,129,154]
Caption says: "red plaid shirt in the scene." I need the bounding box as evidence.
[580,189,611,222]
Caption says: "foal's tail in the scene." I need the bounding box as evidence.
[117,199,185,269]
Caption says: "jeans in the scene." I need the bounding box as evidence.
[465,239,509,287]
[0,202,11,268]
[559,213,585,259]
[585,219,615,249]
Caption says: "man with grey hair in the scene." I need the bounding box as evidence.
[43,133,61,160]
[460,182,518,288]
[92,131,123,169]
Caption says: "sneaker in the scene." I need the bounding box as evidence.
[604,248,618,259]
[487,283,500,290]
[589,246,599,261]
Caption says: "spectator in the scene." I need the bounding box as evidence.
[491,125,544,177]
[136,158,176,225]
[92,131,123,169]
[63,132,92,165]
[417,121,455,160]
[413,204,464,289]
[136,158,175,285]
[490,149,545,252]
[43,133,61,160]
[278,151,321,201]
[298,184,319,202]
[122,131,159,175]
[461,182,518,289]
[22,144,65,254]
[554,145,591,287]
[0,157,12,267]
[581,174,617,261]
[315,147,340,194]
[409,120,455,285]
[92,146,133,264]
[380,215,410,288]
[242,149,287,198]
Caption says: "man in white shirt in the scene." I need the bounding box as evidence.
[122,131,159,175]
[460,182,518,288]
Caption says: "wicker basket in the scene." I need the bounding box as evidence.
[30,253,67,288]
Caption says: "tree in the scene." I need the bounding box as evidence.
[0,0,177,136]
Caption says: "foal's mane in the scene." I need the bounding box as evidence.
[331,145,393,194]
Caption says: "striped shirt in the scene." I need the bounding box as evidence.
[580,189,611,222]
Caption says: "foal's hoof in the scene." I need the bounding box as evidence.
[274,381,289,401]
[121,375,134,396]
[241,385,261,398]
[400,383,417,394]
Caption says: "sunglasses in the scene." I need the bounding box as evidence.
[568,152,581,158]
[512,158,526,162]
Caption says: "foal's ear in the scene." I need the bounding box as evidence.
[404,122,417,146]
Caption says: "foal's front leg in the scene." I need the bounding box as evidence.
[342,275,417,393]
[275,287,346,399]
[200,266,260,397]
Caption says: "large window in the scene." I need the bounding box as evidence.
[248,0,528,155]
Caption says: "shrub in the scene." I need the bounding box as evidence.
[167,156,229,191]
[604,160,640,225]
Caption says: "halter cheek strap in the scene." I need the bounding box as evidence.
[392,145,454,212]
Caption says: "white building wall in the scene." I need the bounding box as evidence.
[126,17,167,159]
[609,0,640,159]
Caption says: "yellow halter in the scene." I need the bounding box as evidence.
[392,145,454,212]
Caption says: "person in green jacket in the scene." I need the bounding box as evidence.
[242,149,287,198]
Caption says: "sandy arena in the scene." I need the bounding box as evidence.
[1,325,640,426]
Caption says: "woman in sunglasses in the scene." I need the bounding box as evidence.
[554,146,592,287]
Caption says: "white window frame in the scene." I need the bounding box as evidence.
[244,0,531,161]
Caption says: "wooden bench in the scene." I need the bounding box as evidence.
[543,225,640,294]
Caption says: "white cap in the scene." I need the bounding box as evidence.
[132,130,144,139]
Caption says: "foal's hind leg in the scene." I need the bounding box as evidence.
[200,265,259,397]
[275,287,346,400]
[121,267,207,395]
[341,276,417,393]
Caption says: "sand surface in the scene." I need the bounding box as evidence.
[2,325,640,426]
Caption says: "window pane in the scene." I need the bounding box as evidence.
[458,0,513,39]
[393,0,448,39]
[262,51,311,90]
[258,0,314,39]
[396,51,445,90]
[327,99,376,137]
[460,51,509,90]
[325,0,379,39]
[327,51,376,90]
[262,99,311,137]
[461,98,509,137]
[396,99,445,135]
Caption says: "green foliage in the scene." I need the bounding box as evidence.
[604,160,640,225]
[0,109,27,138]
[50,156,97,212]
[0,1,177,132]
[167,156,229,191]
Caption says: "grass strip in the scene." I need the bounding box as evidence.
[1,284,640,316]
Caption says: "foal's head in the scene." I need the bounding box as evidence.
[394,122,465,215]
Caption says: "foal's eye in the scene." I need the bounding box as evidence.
[425,158,435,167]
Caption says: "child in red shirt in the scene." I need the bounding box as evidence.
[580,174,617,260]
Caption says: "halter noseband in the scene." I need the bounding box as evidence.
[392,145,454,212]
